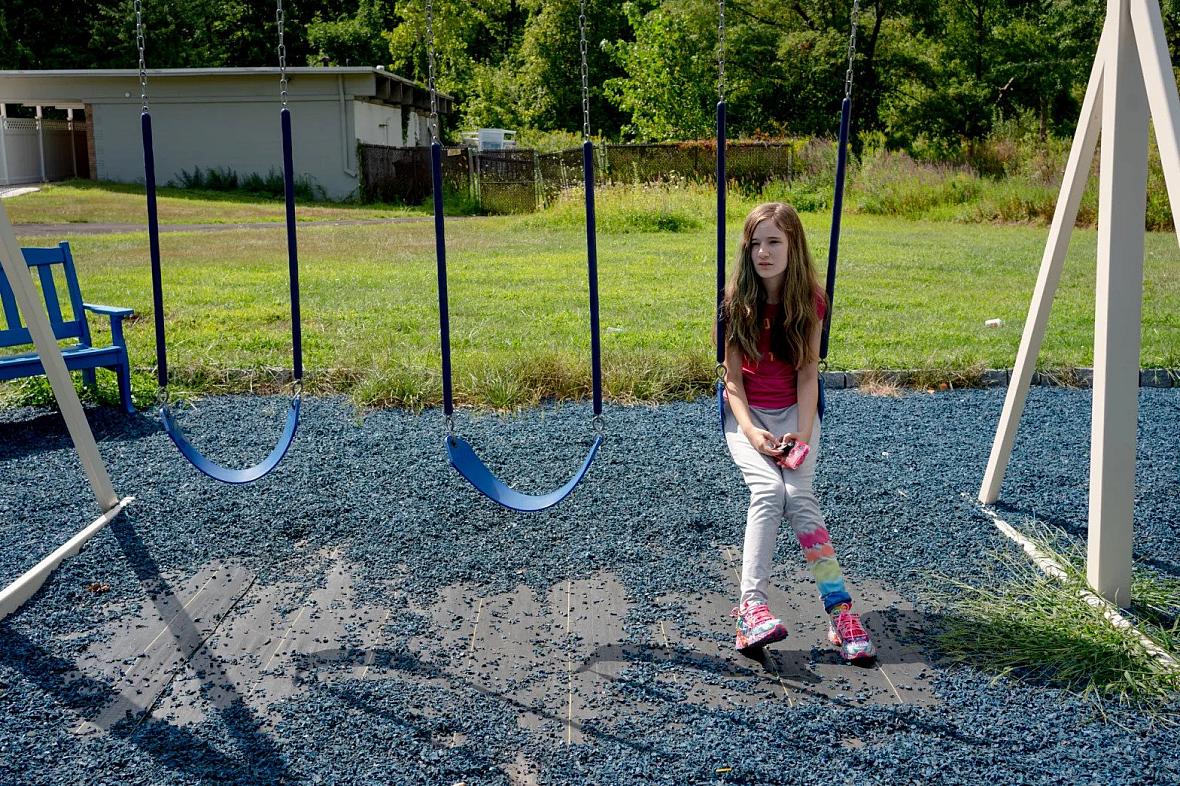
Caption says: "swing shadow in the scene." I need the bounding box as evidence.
[286,606,957,752]
[0,408,158,461]
[0,514,295,783]
[289,645,728,760]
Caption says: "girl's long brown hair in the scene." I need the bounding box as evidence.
[724,202,825,367]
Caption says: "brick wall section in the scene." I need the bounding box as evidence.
[84,104,96,180]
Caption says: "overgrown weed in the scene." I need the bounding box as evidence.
[932,523,1180,719]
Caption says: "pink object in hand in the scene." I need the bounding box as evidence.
[781,439,810,469]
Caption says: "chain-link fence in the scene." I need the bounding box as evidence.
[359,141,798,214]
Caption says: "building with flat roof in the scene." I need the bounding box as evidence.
[0,67,452,199]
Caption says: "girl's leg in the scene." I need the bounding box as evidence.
[761,407,852,613]
[723,406,786,607]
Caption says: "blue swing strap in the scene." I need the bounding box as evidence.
[139,19,303,484]
[715,97,728,432]
[820,96,852,366]
[811,96,852,423]
[430,4,603,511]
[821,1,860,366]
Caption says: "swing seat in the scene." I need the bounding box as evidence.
[446,433,603,512]
[161,397,300,485]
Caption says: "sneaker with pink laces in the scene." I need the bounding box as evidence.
[828,607,876,662]
[731,599,788,654]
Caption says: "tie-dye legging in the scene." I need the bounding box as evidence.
[723,402,852,613]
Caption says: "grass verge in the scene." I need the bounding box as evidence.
[933,525,1180,718]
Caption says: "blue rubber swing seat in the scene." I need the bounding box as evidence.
[431,140,605,512]
[141,106,304,485]
[446,433,604,512]
[159,397,301,485]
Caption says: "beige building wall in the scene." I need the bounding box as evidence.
[0,69,445,199]
[354,99,403,147]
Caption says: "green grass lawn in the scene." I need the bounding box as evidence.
[3,182,1179,410]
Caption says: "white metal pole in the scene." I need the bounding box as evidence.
[0,497,133,622]
[1089,0,1147,607]
[978,26,1109,503]
[68,108,78,179]
[0,202,119,511]
[35,106,45,182]
[0,105,9,186]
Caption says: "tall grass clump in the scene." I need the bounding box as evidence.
[851,151,982,218]
[933,524,1180,717]
[524,180,708,234]
[858,114,1175,230]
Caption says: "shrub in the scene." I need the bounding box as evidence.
[171,166,326,202]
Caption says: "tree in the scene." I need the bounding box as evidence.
[306,0,397,67]
[384,0,524,133]
[605,0,719,140]
[514,0,630,134]
[1,0,105,69]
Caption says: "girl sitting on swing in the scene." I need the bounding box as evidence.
[721,201,875,662]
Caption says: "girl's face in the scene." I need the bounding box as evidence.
[749,219,788,293]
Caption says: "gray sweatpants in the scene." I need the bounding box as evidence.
[724,402,852,613]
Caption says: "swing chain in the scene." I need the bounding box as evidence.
[134,0,149,112]
[426,0,439,142]
[579,0,590,142]
[156,385,170,409]
[277,0,289,106]
[445,413,455,436]
[717,0,725,102]
[592,414,606,437]
[845,0,860,101]
[715,362,727,384]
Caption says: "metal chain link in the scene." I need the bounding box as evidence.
[277,0,288,105]
[845,0,861,100]
[717,0,726,102]
[134,0,149,111]
[579,0,590,141]
[426,0,439,142]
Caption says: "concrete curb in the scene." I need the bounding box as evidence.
[820,368,1179,390]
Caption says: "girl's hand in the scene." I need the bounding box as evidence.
[743,425,784,456]
[781,430,812,447]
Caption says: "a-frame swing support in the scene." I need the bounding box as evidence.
[0,202,133,622]
[980,0,1180,607]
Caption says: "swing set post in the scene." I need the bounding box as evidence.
[980,0,1180,607]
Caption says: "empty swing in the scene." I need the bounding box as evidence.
[714,0,860,429]
[136,0,303,484]
[427,0,604,512]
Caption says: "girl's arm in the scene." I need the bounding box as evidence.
[787,319,823,445]
[724,339,780,455]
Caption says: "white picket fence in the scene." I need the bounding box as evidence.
[0,117,85,185]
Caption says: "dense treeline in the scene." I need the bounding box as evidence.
[4,1,1179,155]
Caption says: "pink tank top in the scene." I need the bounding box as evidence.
[740,296,825,409]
